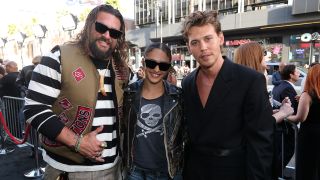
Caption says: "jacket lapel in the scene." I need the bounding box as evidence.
[205,58,234,110]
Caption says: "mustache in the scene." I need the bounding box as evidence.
[97,37,112,44]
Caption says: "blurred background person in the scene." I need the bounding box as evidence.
[300,62,319,94]
[0,61,21,98]
[272,64,299,113]
[272,62,286,86]
[234,42,293,122]
[272,64,299,178]
[287,64,320,180]
[234,42,294,179]
[164,66,177,86]
[0,66,5,79]
[16,56,42,97]
[137,66,145,79]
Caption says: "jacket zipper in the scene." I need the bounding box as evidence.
[163,99,178,178]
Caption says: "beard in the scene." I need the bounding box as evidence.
[89,37,114,60]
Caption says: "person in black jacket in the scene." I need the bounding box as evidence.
[180,10,286,180]
[16,56,41,97]
[0,61,20,98]
[272,64,300,178]
[123,43,185,180]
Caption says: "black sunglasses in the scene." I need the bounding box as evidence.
[95,22,123,39]
[145,59,171,71]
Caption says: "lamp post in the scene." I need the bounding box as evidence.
[155,0,163,43]
[61,13,78,39]
[15,32,27,67]
[160,6,163,43]
[33,24,47,55]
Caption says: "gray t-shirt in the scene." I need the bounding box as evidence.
[133,95,167,172]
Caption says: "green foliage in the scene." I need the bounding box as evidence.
[105,0,120,9]
[7,24,17,35]
[79,8,91,22]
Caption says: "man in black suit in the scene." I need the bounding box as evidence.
[180,10,292,180]
[272,64,299,113]
[272,64,299,177]
[0,61,21,98]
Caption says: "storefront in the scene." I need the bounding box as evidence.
[224,36,283,62]
[289,32,320,67]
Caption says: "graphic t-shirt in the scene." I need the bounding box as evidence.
[133,95,167,172]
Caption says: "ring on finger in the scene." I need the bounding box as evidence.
[96,151,102,157]
[100,142,107,148]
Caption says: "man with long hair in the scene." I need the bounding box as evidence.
[24,4,129,180]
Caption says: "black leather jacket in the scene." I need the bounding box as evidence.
[122,80,185,178]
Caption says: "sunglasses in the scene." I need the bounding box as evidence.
[95,22,123,39]
[145,59,171,71]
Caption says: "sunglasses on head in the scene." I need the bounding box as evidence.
[95,22,123,39]
[145,59,171,71]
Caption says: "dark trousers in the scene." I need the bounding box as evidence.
[273,121,295,178]
[296,123,320,180]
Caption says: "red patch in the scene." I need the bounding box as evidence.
[72,67,86,82]
[70,106,92,135]
[58,112,69,123]
[58,98,72,110]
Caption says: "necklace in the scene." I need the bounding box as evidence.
[98,59,111,96]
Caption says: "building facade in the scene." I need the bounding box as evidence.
[127,0,320,70]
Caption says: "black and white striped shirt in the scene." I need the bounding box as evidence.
[24,46,118,172]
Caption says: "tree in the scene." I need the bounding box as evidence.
[7,24,17,36]
[79,8,91,22]
[105,0,119,9]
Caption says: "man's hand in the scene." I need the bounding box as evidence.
[79,126,105,162]
[56,126,106,162]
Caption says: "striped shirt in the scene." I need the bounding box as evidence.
[24,46,118,172]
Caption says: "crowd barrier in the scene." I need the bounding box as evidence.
[0,96,44,178]
[279,120,298,180]
[0,96,299,179]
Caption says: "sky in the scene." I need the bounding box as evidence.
[0,0,134,37]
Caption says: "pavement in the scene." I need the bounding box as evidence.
[0,140,295,180]
[0,141,46,180]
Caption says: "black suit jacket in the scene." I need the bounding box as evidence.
[0,72,21,98]
[272,81,298,113]
[182,58,275,180]
[271,80,297,176]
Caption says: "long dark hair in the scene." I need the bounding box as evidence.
[144,43,172,62]
[74,4,128,64]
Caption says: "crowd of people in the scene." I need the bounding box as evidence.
[0,4,319,180]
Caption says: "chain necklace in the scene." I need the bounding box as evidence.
[98,59,111,96]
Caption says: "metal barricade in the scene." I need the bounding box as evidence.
[1,96,25,140]
[278,120,299,180]
[0,96,45,178]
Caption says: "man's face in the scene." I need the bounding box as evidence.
[186,24,224,69]
[89,11,121,60]
[290,68,300,82]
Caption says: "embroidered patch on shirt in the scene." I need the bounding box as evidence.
[58,98,73,110]
[70,106,93,135]
[72,67,86,82]
[58,112,69,123]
